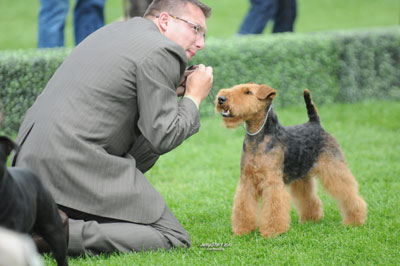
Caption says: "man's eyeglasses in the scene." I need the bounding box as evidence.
[156,14,206,38]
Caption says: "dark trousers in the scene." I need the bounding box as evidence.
[38,0,105,48]
[238,0,297,35]
[128,0,153,17]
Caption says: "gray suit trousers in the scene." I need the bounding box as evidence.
[65,205,191,255]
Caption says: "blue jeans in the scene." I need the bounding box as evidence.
[38,0,105,48]
[238,0,297,35]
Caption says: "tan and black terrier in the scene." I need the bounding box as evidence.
[215,83,367,238]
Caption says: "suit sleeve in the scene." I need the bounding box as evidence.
[136,46,200,155]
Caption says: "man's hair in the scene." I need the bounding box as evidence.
[144,0,212,19]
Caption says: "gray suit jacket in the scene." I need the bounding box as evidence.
[14,18,200,224]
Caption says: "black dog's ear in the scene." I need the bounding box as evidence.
[0,136,19,161]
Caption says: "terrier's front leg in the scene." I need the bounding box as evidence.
[231,177,258,235]
[259,176,291,238]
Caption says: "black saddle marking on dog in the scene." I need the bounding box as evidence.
[244,109,325,184]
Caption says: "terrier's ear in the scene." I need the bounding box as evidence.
[256,84,276,100]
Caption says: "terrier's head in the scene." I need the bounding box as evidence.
[215,83,276,128]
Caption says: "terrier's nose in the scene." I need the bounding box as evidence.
[218,96,226,105]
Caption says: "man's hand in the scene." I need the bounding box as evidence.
[184,64,213,107]
[176,65,198,97]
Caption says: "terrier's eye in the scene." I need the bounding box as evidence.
[245,91,252,95]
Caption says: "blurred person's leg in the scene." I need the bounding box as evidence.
[38,0,69,48]
[273,0,297,33]
[73,0,105,45]
[238,0,278,35]
[129,0,153,17]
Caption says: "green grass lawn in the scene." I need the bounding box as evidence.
[40,100,400,265]
[0,0,399,49]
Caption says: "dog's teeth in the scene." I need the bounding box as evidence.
[221,109,230,117]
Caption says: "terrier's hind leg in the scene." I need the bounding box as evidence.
[314,153,367,226]
[289,176,324,223]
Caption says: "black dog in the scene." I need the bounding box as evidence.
[0,136,68,266]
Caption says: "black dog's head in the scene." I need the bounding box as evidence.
[0,136,19,165]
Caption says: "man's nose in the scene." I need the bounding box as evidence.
[196,35,205,50]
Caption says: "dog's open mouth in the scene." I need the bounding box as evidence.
[221,109,233,118]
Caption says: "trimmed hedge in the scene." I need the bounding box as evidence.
[191,26,400,112]
[0,49,70,136]
[1,26,399,136]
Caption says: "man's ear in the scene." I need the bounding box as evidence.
[158,12,170,32]
[256,84,276,100]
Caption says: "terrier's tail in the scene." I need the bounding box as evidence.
[303,89,320,123]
